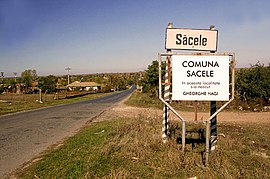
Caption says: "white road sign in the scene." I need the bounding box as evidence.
[166,28,218,51]
[172,55,230,101]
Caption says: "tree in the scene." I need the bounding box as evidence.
[21,69,37,87]
[38,75,57,93]
[142,60,165,96]
[0,86,3,94]
[9,80,17,93]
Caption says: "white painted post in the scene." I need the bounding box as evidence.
[39,88,43,103]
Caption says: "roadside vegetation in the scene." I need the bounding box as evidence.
[0,93,111,116]
[0,70,141,115]
[17,115,270,178]
[4,61,270,178]
[125,92,163,109]
[136,60,270,112]
[0,69,140,94]
[235,62,270,110]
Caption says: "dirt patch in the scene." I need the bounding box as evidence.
[96,102,270,124]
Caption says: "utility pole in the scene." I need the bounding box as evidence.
[14,72,17,82]
[65,67,71,85]
[1,72,4,84]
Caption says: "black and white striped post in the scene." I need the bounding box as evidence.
[162,22,172,143]
[205,25,217,166]
[210,101,217,150]
[159,52,186,151]
[210,24,218,151]
[162,57,171,143]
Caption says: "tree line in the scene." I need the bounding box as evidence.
[141,60,270,106]
[0,70,141,94]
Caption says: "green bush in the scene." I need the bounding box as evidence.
[0,86,3,94]
[236,62,270,105]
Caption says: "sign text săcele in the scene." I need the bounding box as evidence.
[166,28,218,51]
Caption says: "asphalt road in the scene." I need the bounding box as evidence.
[0,86,135,178]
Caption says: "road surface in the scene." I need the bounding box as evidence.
[0,87,135,178]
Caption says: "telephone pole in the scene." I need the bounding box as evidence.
[65,67,71,85]
[14,72,17,82]
[1,72,4,84]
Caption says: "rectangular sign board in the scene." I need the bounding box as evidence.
[172,55,229,101]
[166,28,218,51]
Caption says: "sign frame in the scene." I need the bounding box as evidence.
[158,52,235,155]
[165,28,218,51]
[159,22,235,167]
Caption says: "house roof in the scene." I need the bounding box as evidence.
[31,81,38,87]
[67,81,101,87]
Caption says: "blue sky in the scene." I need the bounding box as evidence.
[1,0,270,77]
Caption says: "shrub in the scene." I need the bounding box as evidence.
[236,62,270,105]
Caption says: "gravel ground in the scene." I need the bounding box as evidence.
[97,102,270,124]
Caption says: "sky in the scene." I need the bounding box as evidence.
[1,0,270,77]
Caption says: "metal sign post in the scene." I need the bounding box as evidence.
[205,56,235,166]
[159,52,186,151]
[210,101,217,150]
[159,52,235,163]
[159,23,235,166]
[162,23,172,143]
[209,25,218,152]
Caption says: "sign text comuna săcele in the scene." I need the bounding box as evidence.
[172,55,230,101]
[166,28,218,51]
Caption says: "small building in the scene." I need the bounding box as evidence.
[67,81,101,91]
[136,85,143,92]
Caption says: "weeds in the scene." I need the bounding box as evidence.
[17,115,270,178]
[126,92,270,112]
[0,93,110,115]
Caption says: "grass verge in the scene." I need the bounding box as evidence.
[0,93,111,116]
[125,92,269,112]
[125,92,220,112]
[124,92,163,109]
[16,115,270,178]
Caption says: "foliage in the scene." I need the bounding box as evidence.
[101,84,113,93]
[0,86,3,94]
[3,72,140,94]
[110,74,127,90]
[67,73,140,91]
[236,62,270,105]
[21,69,37,87]
[142,60,165,97]
[125,92,163,109]
[38,75,58,93]
[141,60,270,109]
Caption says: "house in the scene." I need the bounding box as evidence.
[67,81,101,91]
[136,85,143,92]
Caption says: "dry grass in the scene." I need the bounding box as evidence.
[126,92,270,112]
[0,93,109,115]
[17,111,270,178]
[12,91,270,178]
